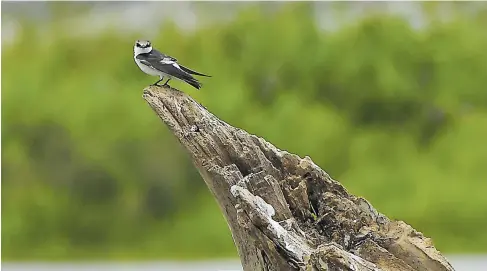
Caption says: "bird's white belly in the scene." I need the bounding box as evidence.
[135,58,162,77]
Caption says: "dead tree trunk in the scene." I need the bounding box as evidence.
[142,86,455,271]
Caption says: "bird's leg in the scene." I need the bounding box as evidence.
[152,77,164,86]
[162,78,171,87]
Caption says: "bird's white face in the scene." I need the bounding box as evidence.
[134,40,152,56]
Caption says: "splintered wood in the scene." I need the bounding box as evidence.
[143,86,455,271]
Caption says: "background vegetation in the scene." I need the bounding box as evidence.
[2,2,487,260]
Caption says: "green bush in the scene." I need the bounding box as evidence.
[2,2,487,260]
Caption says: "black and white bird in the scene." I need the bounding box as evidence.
[133,40,210,89]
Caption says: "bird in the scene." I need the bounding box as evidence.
[133,40,210,90]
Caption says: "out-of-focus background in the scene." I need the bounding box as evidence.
[2,1,487,270]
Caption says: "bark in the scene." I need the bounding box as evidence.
[142,85,455,271]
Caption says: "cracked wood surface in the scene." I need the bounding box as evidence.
[143,85,455,271]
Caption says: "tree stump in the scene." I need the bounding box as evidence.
[142,85,455,271]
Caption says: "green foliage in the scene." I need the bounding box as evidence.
[2,3,487,260]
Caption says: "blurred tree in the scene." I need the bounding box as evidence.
[2,2,487,260]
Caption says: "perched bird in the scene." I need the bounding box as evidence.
[133,40,210,90]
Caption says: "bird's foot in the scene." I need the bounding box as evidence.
[162,78,172,89]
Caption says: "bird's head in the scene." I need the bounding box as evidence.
[134,40,152,55]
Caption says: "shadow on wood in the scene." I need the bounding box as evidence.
[143,85,455,271]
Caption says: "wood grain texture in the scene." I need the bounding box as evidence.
[143,85,455,271]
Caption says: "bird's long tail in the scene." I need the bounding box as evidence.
[183,78,202,90]
[180,65,211,77]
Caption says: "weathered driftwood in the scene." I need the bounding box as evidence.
[142,85,455,271]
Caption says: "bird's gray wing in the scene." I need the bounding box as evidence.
[159,62,199,82]
[137,54,198,82]
[136,55,156,69]
[150,49,177,62]
[147,50,209,77]
[179,65,211,77]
